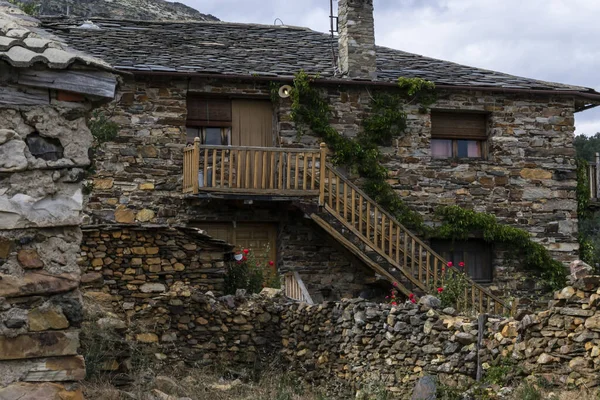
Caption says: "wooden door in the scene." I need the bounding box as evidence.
[232,100,274,188]
[194,222,277,269]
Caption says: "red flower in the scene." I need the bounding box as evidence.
[393,282,398,287]
[437,287,444,293]
[391,302,397,306]
[243,249,249,255]
[441,266,446,272]
[447,261,453,267]
[269,260,274,266]
[459,261,465,268]
[410,298,416,304]
[242,256,247,262]
[408,293,415,299]
[385,296,389,299]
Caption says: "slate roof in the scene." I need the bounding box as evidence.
[0,2,113,71]
[39,17,600,97]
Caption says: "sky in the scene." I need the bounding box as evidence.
[175,0,600,136]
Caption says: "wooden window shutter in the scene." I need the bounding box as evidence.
[431,112,487,140]
[187,97,232,125]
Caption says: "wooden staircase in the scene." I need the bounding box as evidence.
[183,142,510,314]
[311,164,509,314]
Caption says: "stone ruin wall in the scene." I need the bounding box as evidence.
[0,104,96,397]
[81,273,600,398]
[89,75,578,301]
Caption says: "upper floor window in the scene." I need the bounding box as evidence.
[431,112,488,159]
[186,97,232,145]
[186,96,273,147]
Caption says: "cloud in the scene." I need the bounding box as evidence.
[174,0,600,134]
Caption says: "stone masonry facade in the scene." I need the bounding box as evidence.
[87,74,578,301]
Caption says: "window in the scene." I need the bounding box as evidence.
[431,239,492,282]
[186,97,232,145]
[186,96,274,147]
[431,112,488,159]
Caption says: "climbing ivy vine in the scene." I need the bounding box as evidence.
[286,70,567,289]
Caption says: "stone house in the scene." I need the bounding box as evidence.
[40,0,600,307]
[0,3,118,397]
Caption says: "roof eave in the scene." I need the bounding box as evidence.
[126,69,600,105]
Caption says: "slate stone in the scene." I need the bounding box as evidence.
[411,375,436,400]
[25,133,64,161]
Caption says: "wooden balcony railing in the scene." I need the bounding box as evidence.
[587,153,600,200]
[183,138,328,196]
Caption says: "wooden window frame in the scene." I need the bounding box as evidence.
[431,239,493,283]
[431,111,489,160]
[186,96,233,145]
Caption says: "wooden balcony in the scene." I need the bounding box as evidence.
[182,139,510,315]
[183,139,328,200]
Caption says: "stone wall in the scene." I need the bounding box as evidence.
[90,75,579,298]
[80,225,233,297]
[0,79,111,396]
[81,276,600,398]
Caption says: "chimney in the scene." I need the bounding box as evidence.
[338,0,377,80]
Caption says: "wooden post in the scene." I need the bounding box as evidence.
[192,137,200,194]
[319,142,327,206]
[596,152,600,199]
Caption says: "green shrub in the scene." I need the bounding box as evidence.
[224,248,279,295]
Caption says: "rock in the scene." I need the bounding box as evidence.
[0,129,19,145]
[93,178,114,190]
[136,208,155,222]
[80,272,103,285]
[520,168,552,180]
[411,375,437,400]
[136,333,159,343]
[139,145,158,158]
[0,139,27,172]
[0,382,83,400]
[0,272,79,298]
[151,389,177,400]
[114,209,135,224]
[0,238,12,259]
[259,287,282,298]
[442,307,456,316]
[422,344,442,354]
[584,314,600,331]
[455,332,476,345]
[0,331,79,360]
[154,375,184,396]
[140,283,166,293]
[208,379,242,391]
[537,353,558,364]
[96,317,127,331]
[25,133,64,161]
[419,295,441,309]
[501,323,518,338]
[17,249,44,269]
[569,260,593,282]
[28,304,69,331]
[556,286,575,299]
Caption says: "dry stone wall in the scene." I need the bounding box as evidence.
[81,275,600,398]
[0,91,102,397]
[80,226,233,298]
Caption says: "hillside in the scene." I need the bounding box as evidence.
[25,0,218,21]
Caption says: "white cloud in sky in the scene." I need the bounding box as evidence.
[175,0,600,135]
